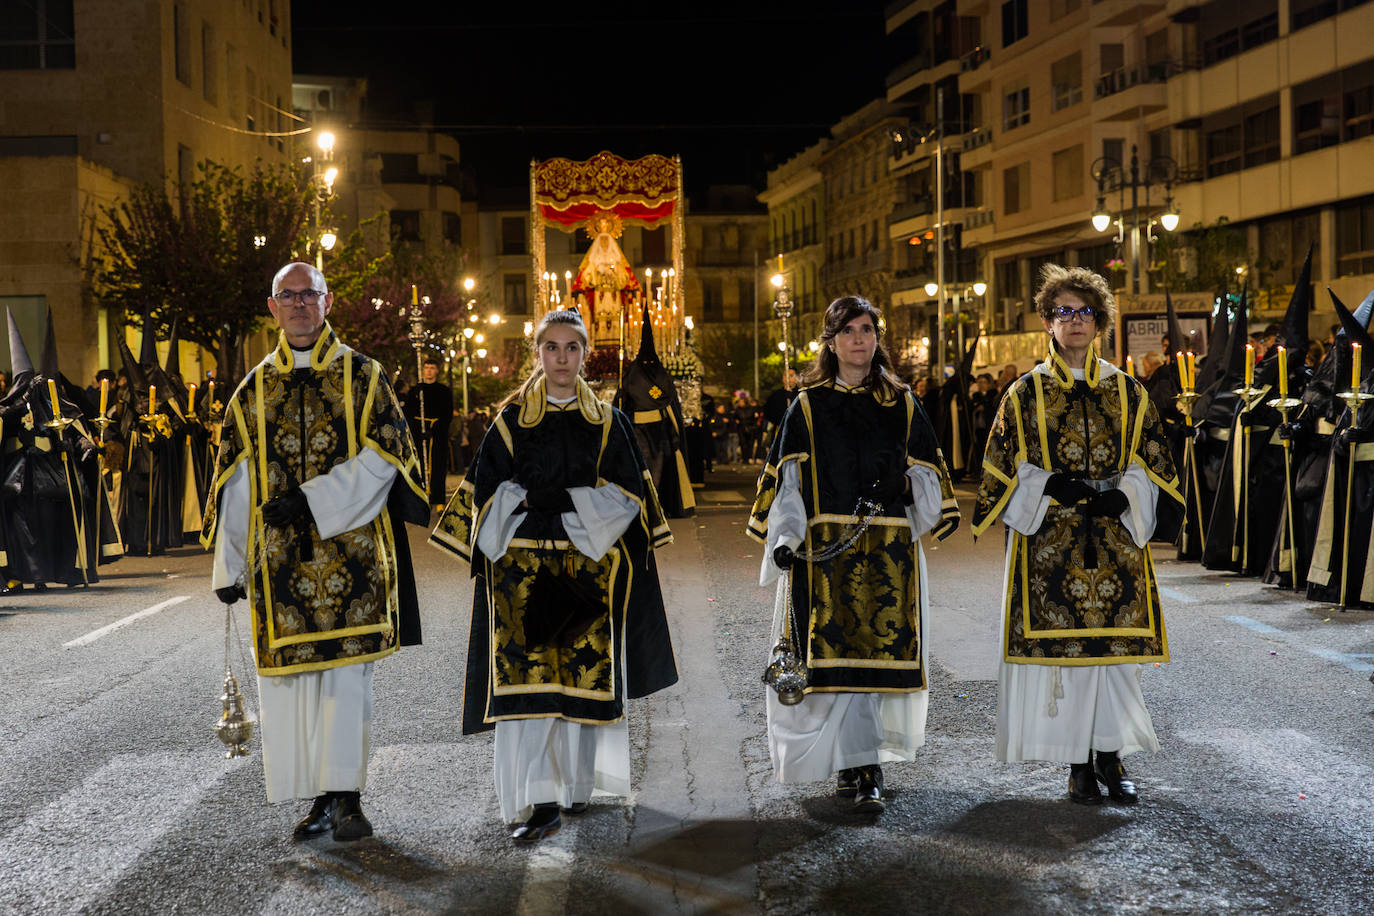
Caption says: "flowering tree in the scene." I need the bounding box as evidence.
[91,160,316,383]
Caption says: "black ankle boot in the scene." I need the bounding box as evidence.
[1069,758,1103,805]
[512,802,561,845]
[331,791,373,841]
[1093,750,1139,805]
[854,765,884,813]
[835,768,860,798]
[292,794,335,840]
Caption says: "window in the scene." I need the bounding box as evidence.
[1102,138,1125,166]
[1144,29,1170,81]
[1293,0,1373,31]
[443,212,461,244]
[1336,195,1374,276]
[1003,80,1030,130]
[847,229,855,258]
[1052,145,1083,203]
[1051,53,1082,111]
[390,210,421,243]
[503,274,528,314]
[1205,124,1242,177]
[702,277,723,319]
[1049,0,1080,22]
[1001,0,1028,48]
[0,0,75,69]
[174,3,191,86]
[1245,105,1280,167]
[1148,128,1172,164]
[379,153,420,183]
[736,279,752,318]
[201,23,217,104]
[1003,162,1029,215]
[225,44,241,121]
[871,219,880,252]
[500,217,526,256]
[1258,210,1321,285]
[1348,78,1374,141]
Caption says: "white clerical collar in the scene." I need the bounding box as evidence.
[547,394,576,404]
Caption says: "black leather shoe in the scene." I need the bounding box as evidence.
[1069,763,1103,805]
[559,802,589,815]
[331,792,373,841]
[853,765,884,813]
[1094,751,1139,805]
[512,803,561,845]
[836,768,859,798]
[292,794,335,840]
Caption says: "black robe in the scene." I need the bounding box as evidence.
[431,377,679,734]
[404,381,454,508]
[1305,367,1374,608]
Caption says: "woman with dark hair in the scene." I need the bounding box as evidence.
[972,265,1182,806]
[747,296,960,813]
[432,308,679,844]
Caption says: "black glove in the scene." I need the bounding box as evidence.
[1345,425,1374,444]
[1237,411,1254,428]
[215,584,246,604]
[869,475,906,506]
[261,487,310,528]
[773,544,797,569]
[525,486,575,514]
[1085,488,1130,518]
[1044,473,1094,506]
[1277,421,1306,442]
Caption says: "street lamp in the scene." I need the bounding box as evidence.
[1089,144,1179,295]
[770,264,795,382]
[310,129,338,270]
[926,281,987,371]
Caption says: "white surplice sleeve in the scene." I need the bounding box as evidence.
[1115,462,1159,547]
[759,460,806,586]
[1000,461,1055,537]
[564,485,640,561]
[211,461,250,590]
[473,481,528,562]
[904,463,944,538]
[300,446,398,540]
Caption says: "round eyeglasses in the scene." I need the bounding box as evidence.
[1053,305,1096,323]
[274,288,322,305]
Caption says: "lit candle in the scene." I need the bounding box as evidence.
[1187,351,1196,390]
[48,378,61,418]
[188,382,198,413]
[99,378,109,417]
[564,270,572,299]
[148,384,156,412]
[208,380,215,406]
[1125,355,1134,377]
[1244,344,1254,390]
[1176,351,1187,388]
[411,285,418,306]
[1277,346,1288,398]
[1354,343,1363,391]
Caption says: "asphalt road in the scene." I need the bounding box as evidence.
[1,466,1372,914]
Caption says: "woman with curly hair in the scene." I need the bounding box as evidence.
[747,295,960,813]
[972,265,1183,805]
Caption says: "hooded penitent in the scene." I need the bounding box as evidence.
[612,301,695,518]
[115,317,188,555]
[1305,287,1374,607]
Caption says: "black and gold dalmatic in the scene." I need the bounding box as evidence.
[972,343,1183,666]
[431,377,678,735]
[747,380,959,694]
[200,324,428,676]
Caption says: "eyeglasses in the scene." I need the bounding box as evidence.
[1053,305,1096,323]
[274,288,322,305]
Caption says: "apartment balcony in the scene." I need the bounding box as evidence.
[959,47,993,94]
[886,51,932,89]
[892,268,936,295]
[1089,0,1166,27]
[887,195,933,227]
[960,126,996,170]
[1092,65,1169,121]
[960,208,995,246]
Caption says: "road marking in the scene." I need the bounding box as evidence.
[63,595,191,647]
[0,751,244,912]
[1224,615,1374,672]
[1157,585,1199,604]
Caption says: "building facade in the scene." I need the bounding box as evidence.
[0,0,293,382]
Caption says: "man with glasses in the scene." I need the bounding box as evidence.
[202,261,428,841]
[972,264,1182,807]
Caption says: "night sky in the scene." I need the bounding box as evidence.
[290,1,891,199]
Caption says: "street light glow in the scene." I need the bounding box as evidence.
[1160,210,1180,232]
[924,282,939,297]
[684,316,694,330]
[777,341,787,352]
[319,231,337,251]
[523,321,534,336]
[463,277,475,292]
[808,340,819,352]
[1091,211,1112,233]
[475,348,487,358]
[488,313,500,325]
[316,131,335,153]
[972,281,987,296]
[323,167,338,187]
[770,274,784,288]
[474,333,484,343]
[463,327,475,339]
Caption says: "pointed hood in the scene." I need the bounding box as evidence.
[636,298,658,363]
[1333,288,1374,349]
[1165,287,1187,362]
[1254,250,1313,390]
[1192,290,1232,399]
[1200,290,1249,426]
[163,317,181,376]
[7,308,34,380]
[615,302,680,415]
[117,327,148,392]
[40,307,60,379]
[1330,288,1374,394]
[138,307,158,367]
[1352,285,1374,333]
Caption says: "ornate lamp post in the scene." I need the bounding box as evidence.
[311,130,338,270]
[771,268,794,381]
[1089,144,1179,295]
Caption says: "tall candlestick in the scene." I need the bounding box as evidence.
[1176,351,1187,388]
[1187,351,1196,390]
[99,378,109,417]
[411,284,418,306]
[1125,355,1134,377]
[1354,343,1363,391]
[1277,346,1288,398]
[188,382,198,413]
[48,378,61,418]
[1244,344,1254,389]
[208,380,215,405]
